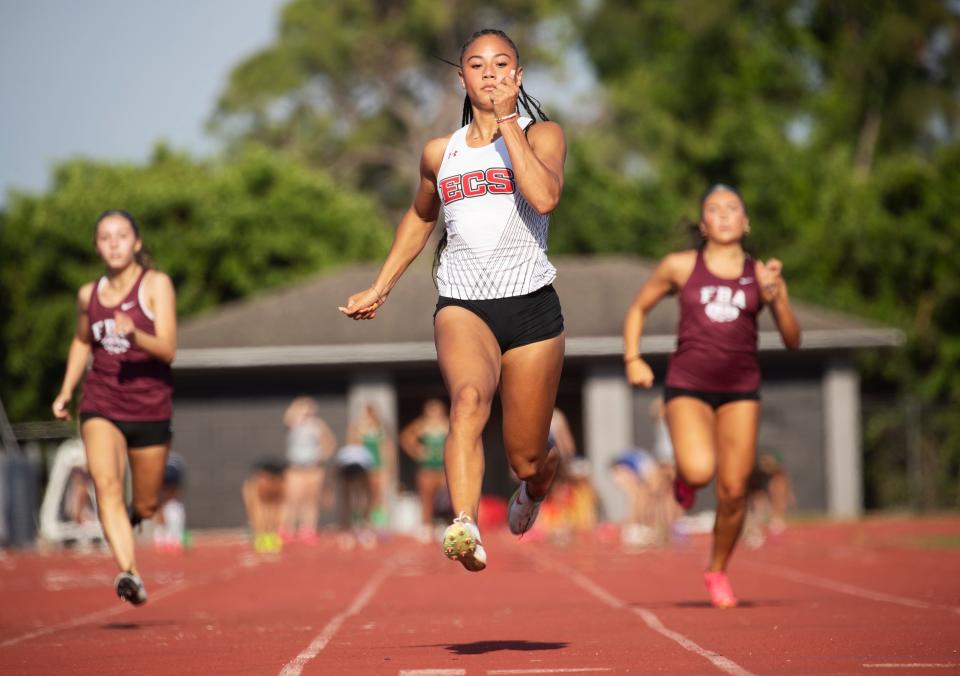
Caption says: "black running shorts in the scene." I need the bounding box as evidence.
[663,386,760,410]
[434,284,564,353]
[79,412,173,448]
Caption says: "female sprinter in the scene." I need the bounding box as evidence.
[340,28,567,571]
[52,210,176,604]
[399,398,450,541]
[622,185,801,607]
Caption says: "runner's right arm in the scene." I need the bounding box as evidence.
[53,284,94,420]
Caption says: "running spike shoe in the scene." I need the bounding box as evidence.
[442,512,486,572]
[114,571,148,605]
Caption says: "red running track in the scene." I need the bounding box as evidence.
[1,516,959,675]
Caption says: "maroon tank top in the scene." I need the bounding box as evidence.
[79,269,173,420]
[665,249,762,392]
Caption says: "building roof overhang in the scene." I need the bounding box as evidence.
[174,328,904,370]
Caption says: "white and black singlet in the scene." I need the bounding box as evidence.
[435,117,557,301]
[433,118,563,353]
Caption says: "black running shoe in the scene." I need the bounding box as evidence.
[114,571,148,605]
[127,504,143,528]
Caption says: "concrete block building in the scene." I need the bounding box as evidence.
[173,256,901,528]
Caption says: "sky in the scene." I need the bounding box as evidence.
[0,1,596,209]
[0,0,286,206]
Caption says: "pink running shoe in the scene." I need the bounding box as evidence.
[704,571,738,609]
[673,475,696,510]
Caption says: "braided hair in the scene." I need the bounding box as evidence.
[458,29,549,127]
[433,30,550,282]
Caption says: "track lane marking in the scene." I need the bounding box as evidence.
[1,547,275,648]
[279,562,392,676]
[742,560,960,615]
[520,551,754,676]
[565,570,754,676]
[0,579,189,648]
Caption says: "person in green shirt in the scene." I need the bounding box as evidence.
[347,403,395,526]
[400,399,450,542]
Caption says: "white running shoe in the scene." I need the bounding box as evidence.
[442,512,487,572]
[114,571,148,605]
[508,481,543,535]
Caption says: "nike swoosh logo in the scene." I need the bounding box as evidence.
[738,278,754,285]
[120,301,136,311]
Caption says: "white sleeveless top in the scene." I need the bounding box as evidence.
[434,118,556,300]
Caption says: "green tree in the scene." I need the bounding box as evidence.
[0,146,389,420]
[804,0,960,176]
[212,0,576,211]
[574,0,960,508]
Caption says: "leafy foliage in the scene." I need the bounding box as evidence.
[2,0,959,508]
[573,0,960,508]
[212,0,577,212]
[0,146,389,419]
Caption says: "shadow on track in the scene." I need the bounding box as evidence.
[634,599,790,609]
[101,621,179,630]
[433,640,569,655]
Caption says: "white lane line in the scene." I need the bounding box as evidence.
[2,549,267,649]
[863,664,960,669]
[742,561,960,615]
[0,579,189,649]
[565,569,754,676]
[279,563,391,676]
[399,670,466,675]
[507,542,746,675]
[488,669,613,674]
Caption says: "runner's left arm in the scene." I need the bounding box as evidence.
[490,69,566,214]
[115,271,177,363]
[756,259,801,350]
